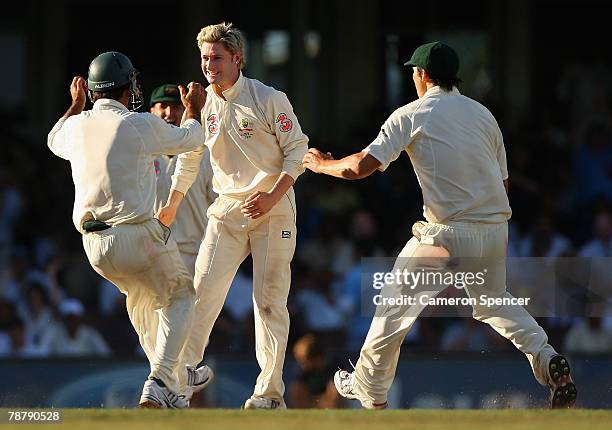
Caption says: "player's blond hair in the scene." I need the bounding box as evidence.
[197,22,246,69]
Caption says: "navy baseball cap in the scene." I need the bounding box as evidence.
[404,41,459,79]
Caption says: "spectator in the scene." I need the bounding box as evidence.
[39,298,110,357]
[18,282,56,348]
[441,318,510,353]
[518,215,573,257]
[293,271,345,350]
[0,168,23,270]
[574,122,612,206]
[288,334,343,408]
[0,318,43,358]
[579,209,612,257]
[564,317,612,354]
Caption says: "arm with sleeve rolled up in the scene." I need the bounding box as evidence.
[303,111,409,180]
[48,76,88,160]
[302,149,382,180]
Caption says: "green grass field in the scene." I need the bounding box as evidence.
[1,409,610,430]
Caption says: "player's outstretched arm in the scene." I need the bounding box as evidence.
[302,148,381,180]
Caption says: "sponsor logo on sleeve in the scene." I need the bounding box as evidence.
[275,113,293,133]
[207,114,219,134]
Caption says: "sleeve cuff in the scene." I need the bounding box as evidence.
[282,160,305,182]
[170,177,191,196]
[363,146,388,172]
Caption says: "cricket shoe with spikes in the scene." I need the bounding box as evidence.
[183,365,215,401]
[243,396,287,409]
[548,355,577,408]
[139,378,189,409]
[333,368,388,410]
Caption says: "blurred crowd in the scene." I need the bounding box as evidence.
[1,61,612,409]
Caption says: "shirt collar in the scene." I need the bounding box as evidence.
[92,98,129,111]
[211,72,245,102]
[423,85,461,98]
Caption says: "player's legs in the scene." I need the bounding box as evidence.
[352,235,450,405]
[463,222,557,385]
[180,197,250,369]
[82,219,195,394]
[248,193,296,400]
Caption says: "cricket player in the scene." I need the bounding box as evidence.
[157,22,309,409]
[150,84,216,277]
[303,42,577,409]
[47,51,210,408]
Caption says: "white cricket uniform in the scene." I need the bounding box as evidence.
[48,98,203,393]
[353,86,557,404]
[172,72,308,400]
[154,151,215,277]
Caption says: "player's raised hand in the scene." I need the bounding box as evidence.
[180,82,206,112]
[69,76,88,112]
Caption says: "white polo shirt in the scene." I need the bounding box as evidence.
[48,99,203,233]
[365,86,511,224]
[171,73,309,198]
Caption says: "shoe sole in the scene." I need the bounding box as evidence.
[243,399,286,409]
[549,355,577,409]
[139,399,162,409]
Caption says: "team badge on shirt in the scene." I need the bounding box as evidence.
[207,114,219,134]
[276,113,293,133]
[238,117,254,139]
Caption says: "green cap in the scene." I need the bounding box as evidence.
[404,41,459,79]
[149,84,181,107]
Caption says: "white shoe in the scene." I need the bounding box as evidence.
[139,378,189,409]
[183,365,215,401]
[243,396,287,409]
[334,369,387,410]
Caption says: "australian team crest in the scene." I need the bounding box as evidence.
[238,117,254,139]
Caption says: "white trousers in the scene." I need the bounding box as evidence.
[181,190,297,400]
[82,219,195,394]
[353,221,557,404]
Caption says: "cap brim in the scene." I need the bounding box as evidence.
[403,61,414,67]
[150,97,182,106]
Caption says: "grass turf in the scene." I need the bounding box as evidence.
[1,409,611,430]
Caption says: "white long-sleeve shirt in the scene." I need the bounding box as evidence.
[154,150,215,255]
[48,99,203,233]
[171,73,309,198]
[365,86,511,224]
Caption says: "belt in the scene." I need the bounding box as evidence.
[83,220,111,232]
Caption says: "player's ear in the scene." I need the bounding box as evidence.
[421,69,428,82]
